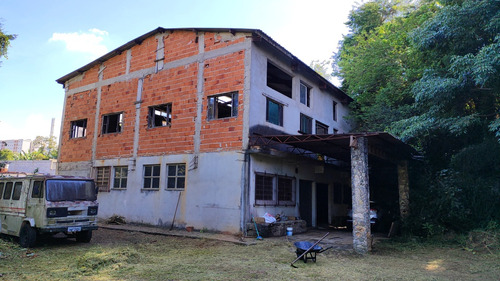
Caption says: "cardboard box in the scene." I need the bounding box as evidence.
[253,217,265,224]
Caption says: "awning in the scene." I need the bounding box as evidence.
[249,132,417,164]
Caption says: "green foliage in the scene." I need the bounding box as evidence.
[336,0,500,235]
[0,21,16,63]
[0,148,15,160]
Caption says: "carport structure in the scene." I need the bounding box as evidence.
[249,132,416,254]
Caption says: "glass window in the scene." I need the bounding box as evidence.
[316,121,329,134]
[148,104,172,128]
[333,101,338,121]
[277,176,294,203]
[255,173,296,206]
[266,98,283,126]
[102,113,123,134]
[70,119,87,138]
[113,166,128,189]
[300,114,312,134]
[96,166,111,192]
[300,82,310,107]
[167,164,186,189]
[144,165,160,189]
[255,174,274,203]
[12,182,22,200]
[0,182,4,200]
[32,181,43,198]
[207,92,238,120]
[3,182,13,199]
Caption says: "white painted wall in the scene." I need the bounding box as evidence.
[5,160,57,175]
[249,46,351,135]
[94,151,244,233]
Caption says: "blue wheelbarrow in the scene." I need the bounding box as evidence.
[291,233,333,267]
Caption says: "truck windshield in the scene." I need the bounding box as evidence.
[45,180,97,201]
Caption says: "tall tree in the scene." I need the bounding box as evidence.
[0,21,16,65]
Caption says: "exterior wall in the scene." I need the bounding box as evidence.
[2,160,57,175]
[249,47,351,135]
[58,30,252,233]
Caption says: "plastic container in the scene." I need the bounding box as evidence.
[286,227,293,236]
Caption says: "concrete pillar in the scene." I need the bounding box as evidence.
[311,182,317,228]
[398,160,410,220]
[350,136,371,254]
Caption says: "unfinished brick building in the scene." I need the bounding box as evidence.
[57,28,413,253]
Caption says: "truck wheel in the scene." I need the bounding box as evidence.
[19,224,37,248]
[75,230,92,243]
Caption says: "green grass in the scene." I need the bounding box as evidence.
[0,229,498,281]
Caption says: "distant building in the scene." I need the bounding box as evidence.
[1,159,57,175]
[0,139,32,154]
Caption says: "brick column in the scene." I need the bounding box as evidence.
[350,136,371,254]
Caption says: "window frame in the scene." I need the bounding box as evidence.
[266,98,284,126]
[31,181,43,198]
[315,121,329,135]
[70,119,87,139]
[3,182,13,200]
[143,164,161,190]
[102,112,123,134]
[96,166,111,192]
[254,173,296,206]
[332,100,338,121]
[207,92,238,120]
[148,103,172,128]
[113,166,128,189]
[11,182,22,200]
[299,113,313,134]
[299,82,311,107]
[166,163,186,190]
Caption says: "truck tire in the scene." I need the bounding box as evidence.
[75,230,92,243]
[19,224,37,248]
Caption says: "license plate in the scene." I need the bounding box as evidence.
[68,226,81,232]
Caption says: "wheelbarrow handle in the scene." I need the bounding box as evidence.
[291,232,329,267]
[318,246,334,253]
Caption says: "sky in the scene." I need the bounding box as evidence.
[0,0,358,142]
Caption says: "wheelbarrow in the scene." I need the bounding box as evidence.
[291,232,333,267]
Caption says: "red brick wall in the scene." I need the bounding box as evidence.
[204,32,246,52]
[59,90,97,162]
[200,51,245,152]
[95,80,137,158]
[61,30,248,162]
[137,64,198,155]
[164,31,199,63]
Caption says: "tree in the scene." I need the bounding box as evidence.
[0,148,15,161]
[0,21,16,65]
[309,59,333,82]
[31,136,58,159]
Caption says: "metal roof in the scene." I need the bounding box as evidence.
[249,132,417,163]
[55,27,352,103]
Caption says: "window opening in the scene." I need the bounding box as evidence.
[148,104,172,128]
[207,92,238,120]
[32,181,43,198]
[266,98,283,126]
[300,82,310,107]
[267,61,292,98]
[96,166,111,192]
[113,166,128,189]
[0,183,4,200]
[277,176,294,204]
[316,121,329,134]
[102,113,123,134]
[333,101,338,121]
[12,182,22,200]
[300,114,312,134]
[143,165,160,189]
[255,174,274,204]
[3,182,13,199]
[70,119,87,138]
[167,164,186,189]
[255,173,295,206]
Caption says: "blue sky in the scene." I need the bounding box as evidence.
[0,0,357,141]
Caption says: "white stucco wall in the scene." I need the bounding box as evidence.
[249,46,351,135]
[5,160,57,175]
[94,151,244,233]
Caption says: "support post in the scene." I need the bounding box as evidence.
[350,136,371,254]
[397,160,410,220]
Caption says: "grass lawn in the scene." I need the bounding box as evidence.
[0,228,498,280]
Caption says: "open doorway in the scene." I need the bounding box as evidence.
[316,183,329,228]
[299,180,312,227]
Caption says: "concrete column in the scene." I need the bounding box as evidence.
[350,136,371,254]
[311,182,317,228]
[398,160,410,220]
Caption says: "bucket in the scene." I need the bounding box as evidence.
[286,227,293,236]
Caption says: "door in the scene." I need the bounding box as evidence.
[299,180,312,227]
[316,183,329,227]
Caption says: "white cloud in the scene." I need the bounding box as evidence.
[49,28,109,58]
[0,115,60,141]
